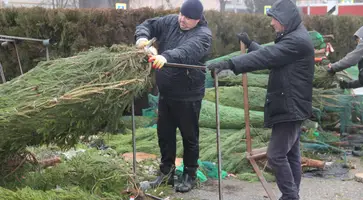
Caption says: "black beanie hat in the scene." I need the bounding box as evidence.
[180,0,204,20]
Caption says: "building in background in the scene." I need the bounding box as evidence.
[129,0,219,10]
[79,0,219,10]
[0,0,79,8]
[297,0,363,16]
[224,0,247,13]
[0,0,238,11]
[2,0,362,16]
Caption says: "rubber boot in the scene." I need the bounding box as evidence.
[149,166,175,188]
[352,150,363,157]
[279,197,299,200]
[175,167,196,193]
[354,145,362,151]
[279,194,300,200]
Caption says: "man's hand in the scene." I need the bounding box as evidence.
[136,38,149,49]
[207,60,233,77]
[146,46,158,56]
[339,79,350,89]
[237,32,252,48]
[148,55,167,69]
[327,63,335,75]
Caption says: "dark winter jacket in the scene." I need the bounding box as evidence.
[229,0,315,128]
[331,26,363,88]
[134,14,212,101]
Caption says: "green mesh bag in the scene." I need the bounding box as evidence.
[309,31,326,49]
[344,64,359,79]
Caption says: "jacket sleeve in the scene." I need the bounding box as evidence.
[331,42,363,72]
[161,31,212,64]
[248,41,263,52]
[348,80,363,89]
[230,37,308,74]
[134,16,169,41]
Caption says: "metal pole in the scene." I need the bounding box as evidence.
[0,63,6,83]
[233,0,237,13]
[240,41,252,153]
[164,63,206,70]
[46,46,50,61]
[243,72,252,153]
[13,43,23,75]
[214,71,223,200]
[0,34,47,42]
[131,99,136,176]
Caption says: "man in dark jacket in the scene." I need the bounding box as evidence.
[134,0,212,193]
[327,26,363,89]
[207,0,314,199]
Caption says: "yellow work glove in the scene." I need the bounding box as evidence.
[135,38,149,49]
[148,55,167,69]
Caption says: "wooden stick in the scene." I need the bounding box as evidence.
[301,157,325,169]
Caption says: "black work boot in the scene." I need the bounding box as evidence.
[149,166,175,188]
[279,197,299,200]
[354,145,363,151]
[175,167,197,193]
[352,150,363,157]
[279,194,300,200]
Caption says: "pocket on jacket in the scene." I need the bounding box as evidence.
[265,91,289,117]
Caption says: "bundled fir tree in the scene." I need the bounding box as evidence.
[0,44,152,163]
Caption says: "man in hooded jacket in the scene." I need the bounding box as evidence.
[134,0,212,193]
[207,0,314,199]
[327,26,363,89]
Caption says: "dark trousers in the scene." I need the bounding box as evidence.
[267,121,302,200]
[157,97,201,176]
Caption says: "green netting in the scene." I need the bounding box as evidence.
[142,107,157,118]
[324,95,363,133]
[138,95,266,129]
[176,160,228,182]
[199,161,228,179]
[313,64,353,89]
[120,116,155,129]
[199,100,264,129]
[195,128,270,173]
[141,93,159,118]
[344,64,359,79]
[218,73,268,88]
[302,126,341,144]
[148,93,159,108]
[309,30,326,49]
[312,87,363,133]
[204,86,266,111]
[102,127,271,174]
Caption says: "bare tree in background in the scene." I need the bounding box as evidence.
[43,0,79,8]
[127,0,174,10]
[244,0,257,13]
[107,0,118,7]
[164,0,174,9]
[244,0,276,14]
[220,0,227,12]
[77,0,130,9]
